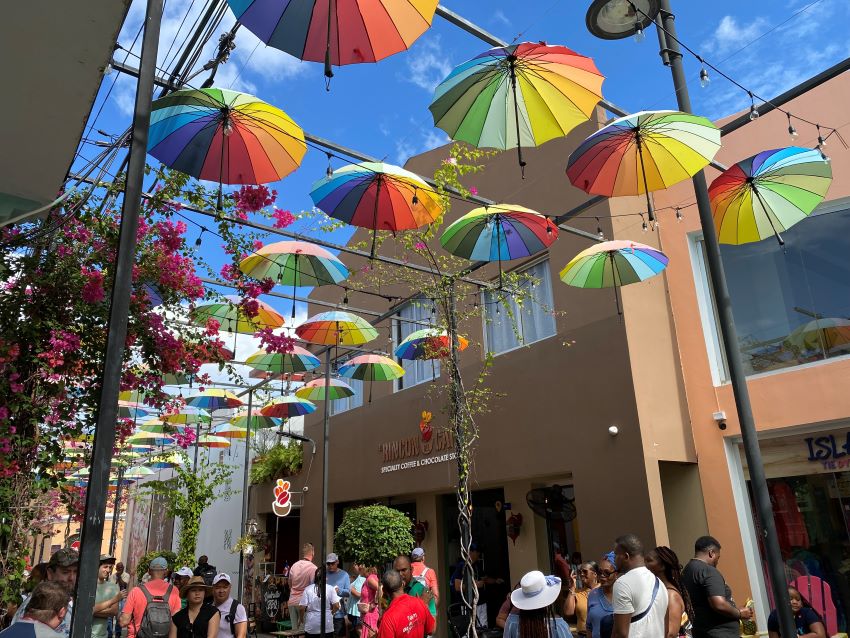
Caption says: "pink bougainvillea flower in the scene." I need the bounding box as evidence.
[468,186,478,196]
[272,208,295,229]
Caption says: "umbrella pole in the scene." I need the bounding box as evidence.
[292,253,298,319]
[237,388,253,601]
[635,135,655,223]
[752,186,785,247]
[370,177,382,260]
[508,57,527,178]
[324,0,334,88]
[496,215,503,290]
[319,347,332,638]
[610,253,622,317]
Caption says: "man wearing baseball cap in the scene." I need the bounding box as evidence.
[325,554,350,638]
[11,549,79,637]
[171,567,194,609]
[92,555,126,638]
[119,557,181,638]
[212,573,247,638]
[410,548,438,620]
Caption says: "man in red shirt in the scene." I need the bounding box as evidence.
[119,557,181,638]
[377,570,435,638]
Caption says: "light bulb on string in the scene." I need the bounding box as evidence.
[633,22,645,43]
[675,208,683,223]
[699,67,710,88]
[641,215,648,233]
[787,113,798,139]
[326,153,333,178]
[817,124,827,147]
[103,63,113,76]
[748,93,759,121]
[412,189,419,206]
[596,218,604,240]
[545,216,553,235]
[820,147,831,163]
[221,110,234,136]
[195,228,206,248]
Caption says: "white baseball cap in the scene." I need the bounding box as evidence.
[213,573,232,585]
[176,567,193,577]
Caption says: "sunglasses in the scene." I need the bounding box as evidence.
[598,570,617,577]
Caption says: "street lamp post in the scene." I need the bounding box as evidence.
[586,2,796,637]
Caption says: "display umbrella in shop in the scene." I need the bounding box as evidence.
[708,146,832,246]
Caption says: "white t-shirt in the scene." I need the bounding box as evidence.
[217,597,248,638]
[300,584,340,635]
[612,566,668,638]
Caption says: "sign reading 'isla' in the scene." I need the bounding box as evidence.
[805,434,850,463]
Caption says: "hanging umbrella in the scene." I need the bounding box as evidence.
[226,0,438,81]
[138,421,184,434]
[309,162,443,258]
[148,88,306,210]
[162,407,212,425]
[196,434,232,449]
[260,396,318,419]
[338,354,404,402]
[245,346,321,373]
[127,431,175,447]
[785,318,850,355]
[559,240,669,315]
[186,389,244,411]
[567,110,721,222]
[117,405,149,420]
[125,466,156,479]
[190,295,286,334]
[430,42,605,175]
[295,311,378,346]
[118,390,153,406]
[212,423,249,439]
[440,205,558,287]
[240,241,349,318]
[295,378,355,402]
[248,369,306,383]
[395,328,470,360]
[708,147,832,246]
[230,412,283,430]
[147,452,185,469]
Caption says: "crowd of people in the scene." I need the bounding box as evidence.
[0,534,832,638]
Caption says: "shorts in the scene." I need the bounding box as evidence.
[347,615,361,628]
[334,617,346,636]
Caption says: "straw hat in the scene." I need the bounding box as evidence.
[180,576,212,598]
[510,571,562,611]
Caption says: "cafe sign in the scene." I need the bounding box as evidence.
[378,411,457,474]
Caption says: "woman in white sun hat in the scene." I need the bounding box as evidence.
[504,571,574,638]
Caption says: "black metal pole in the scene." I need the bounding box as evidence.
[319,348,332,638]
[237,389,254,601]
[655,3,795,637]
[70,0,162,635]
[109,465,125,555]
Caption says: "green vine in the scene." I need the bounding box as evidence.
[249,441,303,485]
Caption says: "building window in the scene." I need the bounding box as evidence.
[329,377,363,415]
[483,259,556,355]
[395,298,439,389]
[691,198,850,379]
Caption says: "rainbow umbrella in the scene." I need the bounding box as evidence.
[127,431,175,447]
[708,147,832,246]
[239,241,349,318]
[147,452,185,469]
[310,162,443,258]
[260,396,317,419]
[213,423,249,439]
[567,110,721,222]
[559,240,669,314]
[117,405,148,420]
[295,378,355,402]
[138,420,184,434]
[186,389,244,411]
[249,369,306,383]
[785,318,850,355]
[245,346,321,373]
[190,295,286,334]
[226,0,438,81]
[196,434,232,449]
[162,407,211,425]
[118,390,153,406]
[148,88,306,210]
[395,328,469,360]
[230,412,283,430]
[430,42,605,174]
[296,311,378,346]
[125,465,156,479]
[338,354,404,402]
[440,205,558,287]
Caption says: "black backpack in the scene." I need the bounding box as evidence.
[197,564,217,586]
[137,584,174,638]
[224,599,241,636]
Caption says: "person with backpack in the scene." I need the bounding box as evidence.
[211,573,247,638]
[194,557,217,587]
[170,577,219,638]
[393,557,434,622]
[120,557,182,638]
[409,549,438,621]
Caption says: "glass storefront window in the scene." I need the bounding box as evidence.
[695,201,850,376]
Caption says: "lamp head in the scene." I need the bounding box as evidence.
[586,0,660,40]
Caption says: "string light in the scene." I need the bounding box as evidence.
[699,67,709,88]
[633,22,645,43]
[326,153,333,178]
[787,114,798,139]
[195,228,206,248]
[545,216,553,235]
[748,92,759,121]
[817,124,827,147]
[641,215,648,233]
[412,189,419,206]
[342,289,349,306]
[596,218,604,240]
[675,208,683,223]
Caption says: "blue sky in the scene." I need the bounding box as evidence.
[73,0,850,332]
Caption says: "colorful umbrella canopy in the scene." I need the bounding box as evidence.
[785,318,850,354]
[226,0,438,80]
[559,240,669,314]
[196,434,232,449]
[394,328,469,360]
[138,421,184,434]
[162,407,211,425]
[212,423,249,439]
[230,412,283,430]
[310,162,443,257]
[126,431,175,447]
[125,465,156,479]
[295,378,355,402]
[186,389,244,411]
[117,405,149,420]
[248,369,306,383]
[296,311,378,346]
[431,42,604,173]
[148,88,306,187]
[190,295,286,334]
[567,110,721,221]
[260,396,318,419]
[147,452,185,469]
[118,390,153,406]
[239,241,349,318]
[708,147,832,246]
[245,346,321,373]
[338,355,405,381]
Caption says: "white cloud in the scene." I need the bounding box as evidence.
[492,10,512,27]
[703,15,770,55]
[404,36,453,92]
[394,127,449,164]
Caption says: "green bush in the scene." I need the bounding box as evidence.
[250,442,303,484]
[136,550,178,577]
[333,505,414,567]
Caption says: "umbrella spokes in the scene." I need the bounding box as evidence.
[507,55,527,178]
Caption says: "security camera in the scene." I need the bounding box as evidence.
[713,411,727,431]
[608,425,619,436]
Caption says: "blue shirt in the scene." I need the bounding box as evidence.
[2,619,64,638]
[326,569,351,618]
[504,614,572,638]
[586,588,614,638]
[767,607,823,637]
